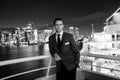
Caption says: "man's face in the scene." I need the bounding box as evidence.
[54,20,64,33]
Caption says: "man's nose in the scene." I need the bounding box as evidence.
[57,25,61,27]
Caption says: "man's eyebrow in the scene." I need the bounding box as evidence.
[57,24,62,25]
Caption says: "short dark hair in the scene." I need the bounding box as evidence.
[53,18,64,25]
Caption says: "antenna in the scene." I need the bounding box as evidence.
[91,24,94,34]
[91,24,94,38]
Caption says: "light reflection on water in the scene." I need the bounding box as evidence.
[0,44,56,79]
[0,44,50,60]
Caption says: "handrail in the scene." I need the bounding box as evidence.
[81,52,120,61]
[0,55,56,80]
[46,56,52,78]
[83,64,120,72]
[0,55,50,66]
[0,65,56,80]
[80,52,120,79]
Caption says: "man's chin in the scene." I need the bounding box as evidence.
[58,30,63,32]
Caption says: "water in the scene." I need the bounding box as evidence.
[0,44,56,80]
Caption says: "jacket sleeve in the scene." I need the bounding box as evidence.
[49,36,55,57]
[70,34,80,65]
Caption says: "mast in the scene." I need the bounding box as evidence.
[106,7,120,25]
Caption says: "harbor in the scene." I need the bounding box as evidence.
[0,44,56,80]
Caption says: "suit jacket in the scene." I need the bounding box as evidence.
[49,32,80,72]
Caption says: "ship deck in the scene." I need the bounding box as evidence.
[35,68,82,80]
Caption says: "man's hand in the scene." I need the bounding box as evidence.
[54,53,61,61]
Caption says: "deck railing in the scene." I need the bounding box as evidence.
[0,55,56,80]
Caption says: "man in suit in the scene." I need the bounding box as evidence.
[49,18,80,80]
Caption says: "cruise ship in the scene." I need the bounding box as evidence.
[80,7,120,80]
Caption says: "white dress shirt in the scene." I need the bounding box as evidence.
[56,31,63,43]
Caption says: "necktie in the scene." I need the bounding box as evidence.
[57,34,61,48]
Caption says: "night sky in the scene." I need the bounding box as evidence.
[0,0,120,35]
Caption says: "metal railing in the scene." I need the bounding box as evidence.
[80,53,120,79]
[0,55,56,80]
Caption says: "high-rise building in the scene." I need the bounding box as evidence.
[69,27,74,35]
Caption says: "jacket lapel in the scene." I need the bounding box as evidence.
[60,32,65,49]
[53,34,60,53]
[53,32,65,54]
[53,34,58,47]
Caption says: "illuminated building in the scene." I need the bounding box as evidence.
[69,27,74,35]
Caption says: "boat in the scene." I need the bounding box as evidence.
[80,7,120,80]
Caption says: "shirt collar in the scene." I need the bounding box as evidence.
[56,31,63,36]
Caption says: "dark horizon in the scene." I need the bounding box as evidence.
[0,0,120,34]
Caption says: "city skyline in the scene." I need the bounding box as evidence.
[0,0,120,34]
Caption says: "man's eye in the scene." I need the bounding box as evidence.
[55,24,63,26]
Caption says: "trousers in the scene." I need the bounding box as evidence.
[56,61,76,80]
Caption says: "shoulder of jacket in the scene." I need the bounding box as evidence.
[64,32,72,37]
[49,33,55,39]
[64,31,71,35]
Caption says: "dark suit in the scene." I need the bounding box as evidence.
[49,32,80,80]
